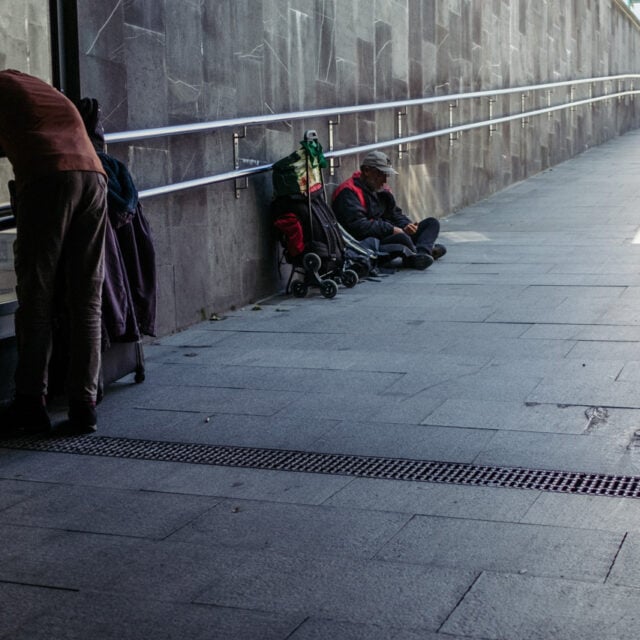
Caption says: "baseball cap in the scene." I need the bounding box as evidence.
[361,150,398,175]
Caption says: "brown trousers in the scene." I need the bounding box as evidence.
[13,171,107,403]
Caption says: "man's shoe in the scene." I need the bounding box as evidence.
[56,402,97,435]
[404,253,433,270]
[0,395,51,438]
[431,244,447,260]
[380,256,403,269]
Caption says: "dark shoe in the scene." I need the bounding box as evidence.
[0,395,51,438]
[55,402,97,435]
[431,244,447,260]
[380,256,404,269]
[403,253,433,270]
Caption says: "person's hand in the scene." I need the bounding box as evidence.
[403,222,418,235]
[392,226,405,235]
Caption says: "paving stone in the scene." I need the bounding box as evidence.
[0,479,56,511]
[474,430,636,475]
[617,360,640,382]
[382,367,486,397]
[229,346,451,371]
[1,531,299,604]
[520,323,590,339]
[605,532,640,588]
[376,515,622,581]
[527,376,640,409]
[0,583,57,640]
[132,385,299,415]
[325,477,540,521]
[414,369,543,401]
[0,585,301,640]
[0,484,218,538]
[576,407,640,438]
[522,284,626,300]
[96,406,213,437]
[0,525,142,591]
[288,618,449,639]
[441,572,640,640]
[424,398,589,433]
[153,328,232,347]
[440,336,575,360]
[194,550,477,629]
[312,421,495,461]
[151,464,353,504]
[521,493,640,533]
[103,411,340,448]
[567,340,640,361]
[487,303,597,327]
[167,498,412,558]
[142,362,404,394]
[272,389,443,423]
[482,356,623,379]
[0,450,186,490]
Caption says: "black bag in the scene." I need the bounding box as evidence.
[272,191,345,273]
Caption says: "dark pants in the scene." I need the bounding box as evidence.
[13,171,107,403]
[380,217,440,255]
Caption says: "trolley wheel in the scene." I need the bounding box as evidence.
[342,269,359,288]
[320,279,338,299]
[291,281,309,298]
[303,252,322,272]
[135,369,146,384]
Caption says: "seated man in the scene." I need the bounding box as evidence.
[332,150,445,270]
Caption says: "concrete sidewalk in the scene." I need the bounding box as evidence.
[3,130,640,639]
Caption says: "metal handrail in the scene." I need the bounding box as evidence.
[136,88,640,199]
[1,73,639,220]
[104,74,640,144]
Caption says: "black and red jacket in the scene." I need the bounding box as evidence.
[331,171,411,240]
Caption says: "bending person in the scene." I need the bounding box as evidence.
[0,70,108,435]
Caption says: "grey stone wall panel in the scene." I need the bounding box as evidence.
[123,25,168,129]
[124,0,165,34]
[80,56,128,133]
[166,8,206,122]
[77,1,125,65]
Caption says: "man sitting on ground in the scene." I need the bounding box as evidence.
[332,150,445,270]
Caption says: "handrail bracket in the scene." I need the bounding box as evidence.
[233,127,248,198]
[488,97,497,136]
[521,93,529,128]
[396,109,408,158]
[449,101,459,145]
[328,115,341,176]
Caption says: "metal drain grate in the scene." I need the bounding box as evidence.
[3,434,640,499]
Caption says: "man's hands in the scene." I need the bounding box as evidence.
[391,223,418,235]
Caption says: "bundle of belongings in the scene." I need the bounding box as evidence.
[47,98,157,397]
[270,131,379,298]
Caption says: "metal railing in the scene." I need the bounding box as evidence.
[1,73,639,227]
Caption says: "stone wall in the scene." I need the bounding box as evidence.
[22,1,640,335]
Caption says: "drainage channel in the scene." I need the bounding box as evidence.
[3,434,640,499]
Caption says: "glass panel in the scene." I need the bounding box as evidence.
[0,0,52,297]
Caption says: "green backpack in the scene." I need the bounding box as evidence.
[271,130,328,198]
